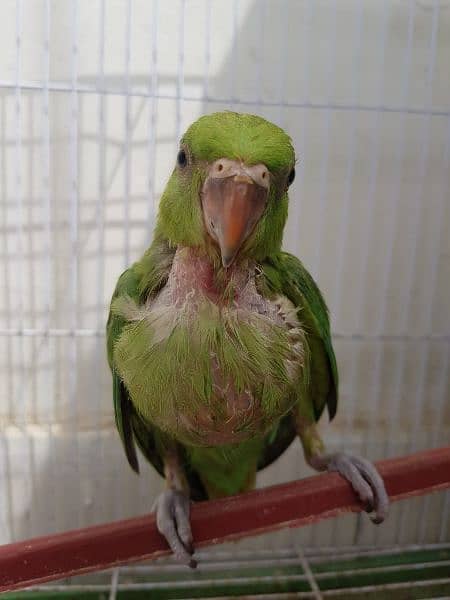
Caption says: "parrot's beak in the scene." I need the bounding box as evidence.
[202,159,269,268]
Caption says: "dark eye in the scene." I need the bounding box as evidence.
[287,167,295,186]
[177,149,188,168]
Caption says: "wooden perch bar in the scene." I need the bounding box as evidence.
[1,446,449,593]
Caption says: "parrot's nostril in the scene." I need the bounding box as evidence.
[262,171,266,179]
[210,220,215,230]
[217,163,223,172]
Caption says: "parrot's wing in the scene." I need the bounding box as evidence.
[106,241,179,477]
[106,267,142,473]
[107,271,208,498]
[262,252,338,421]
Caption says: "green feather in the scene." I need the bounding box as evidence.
[261,252,338,421]
[106,111,338,499]
[106,239,175,474]
[154,112,295,262]
[112,295,302,446]
[182,112,295,173]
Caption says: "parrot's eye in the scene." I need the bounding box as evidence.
[287,167,296,186]
[177,149,188,168]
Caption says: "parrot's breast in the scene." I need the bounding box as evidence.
[114,247,305,446]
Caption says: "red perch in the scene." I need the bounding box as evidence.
[1,446,449,593]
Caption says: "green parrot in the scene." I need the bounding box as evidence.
[107,112,388,567]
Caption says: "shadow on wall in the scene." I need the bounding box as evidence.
[4,0,449,547]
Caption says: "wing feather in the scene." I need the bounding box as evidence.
[106,239,174,473]
[262,252,338,421]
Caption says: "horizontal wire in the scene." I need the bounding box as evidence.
[320,580,450,598]
[0,78,449,117]
[0,328,448,342]
[21,559,450,591]
[27,579,450,597]
[21,568,450,593]
[124,542,450,569]
[3,422,448,436]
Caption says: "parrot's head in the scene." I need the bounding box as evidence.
[156,111,296,267]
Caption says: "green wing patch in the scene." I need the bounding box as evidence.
[262,252,338,421]
[106,240,175,474]
[107,267,142,473]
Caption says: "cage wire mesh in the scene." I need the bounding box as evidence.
[0,0,449,585]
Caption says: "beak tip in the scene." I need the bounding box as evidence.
[221,254,234,269]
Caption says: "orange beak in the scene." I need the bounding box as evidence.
[202,174,268,267]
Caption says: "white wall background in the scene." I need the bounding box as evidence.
[0,0,449,549]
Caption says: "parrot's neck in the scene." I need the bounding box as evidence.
[167,245,257,307]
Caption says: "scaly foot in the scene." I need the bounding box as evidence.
[310,452,389,524]
[154,489,196,568]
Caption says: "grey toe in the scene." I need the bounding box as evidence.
[326,452,389,524]
[155,489,196,568]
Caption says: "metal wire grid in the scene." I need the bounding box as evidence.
[9,544,450,599]
[0,0,449,550]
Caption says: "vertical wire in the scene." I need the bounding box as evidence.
[141,0,159,512]
[2,92,13,423]
[27,96,38,424]
[354,0,411,443]
[230,0,239,109]
[95,0,106,529]
[368,1,416,548]
[309,0,337,548]
[69,0,80,529]
[370,0,415,458]
[329,0,364,547]
[299,0,314,547]
[431,343,450,449]
[293,0,312,261]
[394,1,439,545]
[147,0,158,233]
[14,0,25,428]
[256,0,267,107]
[276,0,289,128]
[0,433,7,540]
[119,0,133,521]
[13,0,31,538]
[419,343,450,542]
[349,0,390,547]
[43,0,56,533]
[28,432,38,536]
[334,0,366,431]
[331,0,364,431]
[203,0,211,103]
[296,546,323,599]
[381,3,427,461]
[1,77,14,540]
[1,435,14,541]
[399,1,439,447]
[312,0,337,279]
[417,118,450,542]
[108,568,119,600]
[175,0,185,142]
[123,0,132,268]
[440,490,450,543]
[255,1,268,551]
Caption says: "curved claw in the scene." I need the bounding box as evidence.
[325,452,389,524]
[154,489,197,568]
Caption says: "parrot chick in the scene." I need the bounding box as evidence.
[107,112,389,567]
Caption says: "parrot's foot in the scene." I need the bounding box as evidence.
[154,489,196,568]
[310,452,389,524]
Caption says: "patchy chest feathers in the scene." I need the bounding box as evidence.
[116,247,305,446]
